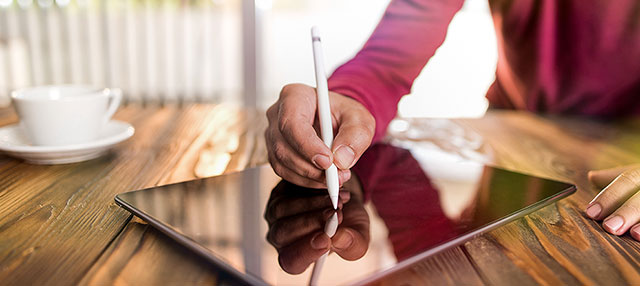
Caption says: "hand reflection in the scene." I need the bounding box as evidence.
[264,180,370,274]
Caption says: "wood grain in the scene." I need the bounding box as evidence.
[78,217,241,286]
[371,111,640,285]
[4,106,640,285]
[0,104,266,285]
[367,247,485,286]
[78,105,268,285]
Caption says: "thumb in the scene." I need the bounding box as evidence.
[331,228,369,261]
[331,96,375,170]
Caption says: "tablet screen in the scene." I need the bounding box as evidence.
[116,142,575,285]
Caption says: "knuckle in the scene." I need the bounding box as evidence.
[619,202,640,216]
[342,129,372,153]
[280,84,295,96]
[358,114,376,137]
[366,118,376,137]
[360,109,375,125]
[618,171,640,186]
[265,128,279,147]
[277,116,291,134]
[263,208,271,222]
[266,105,276,119]
[266,231,279,248]
[278,254,298,274]
[268,222,287,247]
[626,169,640,182]
[270,204,285,221]
[280,83,305,97]
[273,142,288,162]
[299,166,322,181]
[270,158,284,177]
[299,167,313,179]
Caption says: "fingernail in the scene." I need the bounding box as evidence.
[312,154,331,170]
[632,225,640,238]
[310,233,329,250]
[333,229,354,250]
[586,203,602,219]
[334,146,355,169]
[604,215,624,233]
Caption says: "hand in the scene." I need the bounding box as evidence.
[586,164,640,240]
[265,83,375,188]
[264,179,370,274]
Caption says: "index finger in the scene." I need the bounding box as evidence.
[587,168,640,220]
[278,232,330,274]
[589,165,639,189]
[277,88,333,170]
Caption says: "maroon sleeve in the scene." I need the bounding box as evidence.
[351,144,457,260]
[328,0,464,142]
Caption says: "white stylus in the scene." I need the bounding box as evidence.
[311,26,340,210]
[309,212,338,286]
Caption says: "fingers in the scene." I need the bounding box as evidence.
[331,192,370,260]
[267,154,351,189]
[268,155,326,189]
[278,232,331,274]
[277,85,333,169]
[588,165,640,189]
[587,167,640,240]
[265,191,347,224]
[630,224,640,240]
[266,127,326,186]
[331,94,375,169]
[331,228,369,261]
[265,179,369,273]
[586,168,640,220]
[266,195,328,224]
[266,84,350,189]
[601,191,640,236]
[267,209,342,249]
[266,84,373,189]
[274,209,344,275]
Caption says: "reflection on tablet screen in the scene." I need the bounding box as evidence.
[116,142,575,285]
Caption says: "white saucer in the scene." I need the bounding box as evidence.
[0,120,135,164]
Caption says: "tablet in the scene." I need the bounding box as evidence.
[115,142,575,285]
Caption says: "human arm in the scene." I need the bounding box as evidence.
[328,0,465,142]
[265,0,464,188]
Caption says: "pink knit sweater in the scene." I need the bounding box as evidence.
[328,0,640,141]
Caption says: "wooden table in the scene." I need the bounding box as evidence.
[1,104,640,285]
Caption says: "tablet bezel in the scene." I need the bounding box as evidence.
[115,165,576,286]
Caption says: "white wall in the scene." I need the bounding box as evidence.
[0,0,498,117]
[262,0,498,118]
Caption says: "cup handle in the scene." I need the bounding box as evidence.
[103,88,123,125]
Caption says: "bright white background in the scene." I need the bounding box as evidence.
[262,0,498,118]
[0,0,498,118]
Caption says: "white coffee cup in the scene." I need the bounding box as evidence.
[11,85,122,146]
